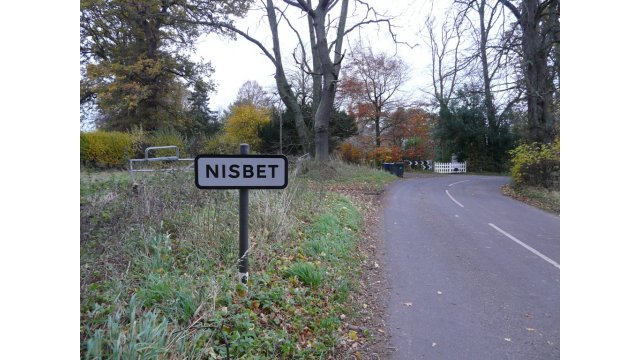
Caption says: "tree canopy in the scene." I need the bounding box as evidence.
[225,103,271,151]
[80,0,252,132]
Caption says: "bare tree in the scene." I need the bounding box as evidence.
[340,44,409,147]
[455,0,524,164]
[232,80,275,108]
[178,0,401,160]
[422,6,473,114]
[497,0,559,143]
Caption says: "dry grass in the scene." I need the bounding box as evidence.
[80,161,396,359]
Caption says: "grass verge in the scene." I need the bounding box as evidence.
[81,161,396,359]
[502,184,560,215]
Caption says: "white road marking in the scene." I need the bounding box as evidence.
[448,180,471,187]
[446,190,464,208]
[488,223,560,269]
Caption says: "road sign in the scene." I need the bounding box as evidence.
[195,154,288,189]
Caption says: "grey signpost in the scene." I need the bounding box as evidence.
[195,144,288,284]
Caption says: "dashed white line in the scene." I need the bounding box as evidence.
[488,223,560,269]
[445,190,464,208]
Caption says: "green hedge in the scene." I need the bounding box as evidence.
[509,139,560,189]
[80,131,137,169]
[80,129,246,169]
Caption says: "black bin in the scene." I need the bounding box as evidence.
[394,162,404,177]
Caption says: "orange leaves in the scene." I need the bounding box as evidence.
[367,146,402,163]
[337,142,363,163]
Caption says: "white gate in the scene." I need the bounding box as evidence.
[434,161,467,174]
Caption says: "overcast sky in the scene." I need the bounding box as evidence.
[194,0,448,111]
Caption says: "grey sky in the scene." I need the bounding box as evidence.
[194,0,445,111]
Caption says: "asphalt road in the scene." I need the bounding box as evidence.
[382,175,560,359]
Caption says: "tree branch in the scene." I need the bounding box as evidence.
[496,0,522,28]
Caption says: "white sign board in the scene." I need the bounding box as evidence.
[195,155,288,189]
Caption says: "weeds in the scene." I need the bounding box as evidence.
[286,262,325,287]
[81,161,389,359]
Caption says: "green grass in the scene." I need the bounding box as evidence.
[301,158,397,189]
[286,262,325,287]
[81,161,389,359]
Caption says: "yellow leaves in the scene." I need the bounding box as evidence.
[224,103,271,150]
[509,138,560,186]
[80,131,136,168]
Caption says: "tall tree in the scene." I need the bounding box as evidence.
[180,0,401,161]
[385,107,435,159]
[340,44,409,147]
[232,80,275,109]
[458,0,524,168]
[424,1,524,171]
[497,0,559,143]
[186,79,219,136]
[80,0,252,131]
[423,8,472,114]
[225,103,271,151]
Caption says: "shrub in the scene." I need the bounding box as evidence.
[225,104,271,151]
[336,142,363,163]
[402,137,429,160]
[509,139,560,189]
[148,128,187,158]
[366,145,402,165]
[201,134,238,154]
[80,131,136,169]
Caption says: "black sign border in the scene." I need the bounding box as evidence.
[195,154,289,189]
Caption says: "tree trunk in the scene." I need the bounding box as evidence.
[311,7,332,161]
[478,0,499,167]
[499,0,558,144]
[311,0,349,162]
[522,0,554,143]
[266,0,312,153]
[375,116,381,147]
[307,3,322,115]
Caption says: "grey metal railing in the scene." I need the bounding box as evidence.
[129,146,194,174]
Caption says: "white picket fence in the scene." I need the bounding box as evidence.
[434,161,467,174]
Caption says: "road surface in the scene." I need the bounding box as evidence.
[382,175,559,359]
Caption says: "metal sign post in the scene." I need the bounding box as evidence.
[194,145,288,285]
[238,144,250,284]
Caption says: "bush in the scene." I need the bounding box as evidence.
[201,134,238,154]
[402,137,430,160]
[80,131,136,169]
[336,142,363,164]
[147,128,187,158]
[225,104,271,151]
[366,145,402,165]
[509,139,560,189]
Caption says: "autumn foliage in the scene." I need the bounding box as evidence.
[337,142,363,163]
[224,104,271,151]
[80,131,138,168]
